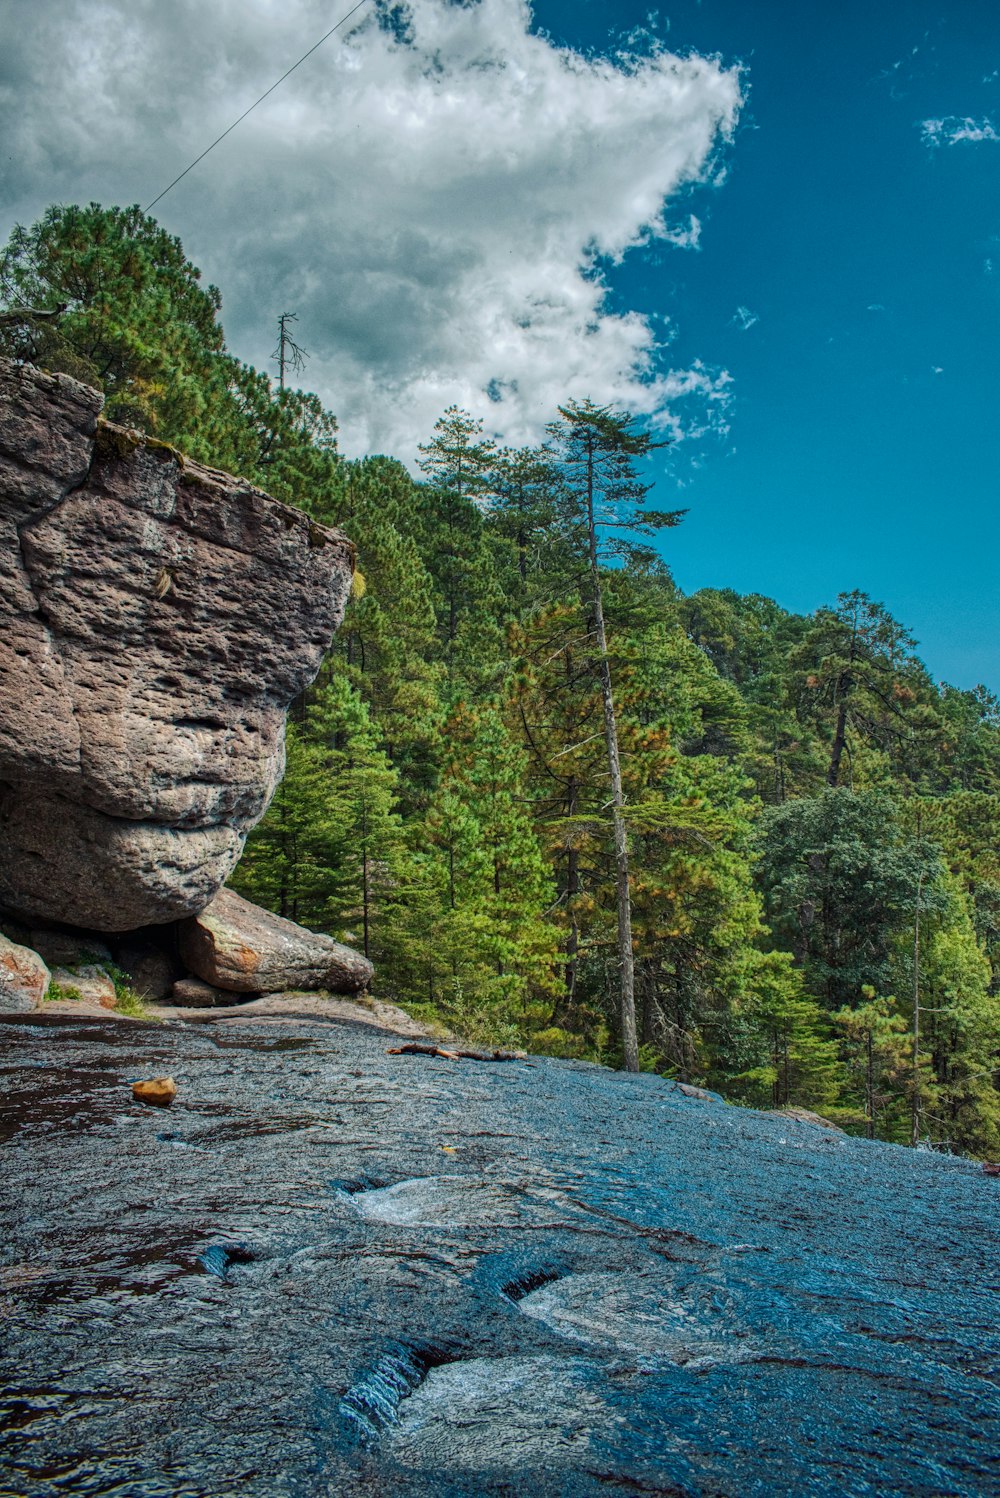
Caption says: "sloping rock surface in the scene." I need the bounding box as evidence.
[1,1011,998,1496]
[180,887,374,993]
[0,359,354,929]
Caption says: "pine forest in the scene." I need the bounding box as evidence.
[6,202,1000,1157]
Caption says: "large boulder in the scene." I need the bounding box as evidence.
[179,888,373,995]
[0,360,355,930]
[0,934,50,1011]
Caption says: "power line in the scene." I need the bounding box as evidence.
[144,0,373,213]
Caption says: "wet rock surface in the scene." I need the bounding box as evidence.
[1,1011,998,1496]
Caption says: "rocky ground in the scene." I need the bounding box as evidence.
[2,1007,999,1497]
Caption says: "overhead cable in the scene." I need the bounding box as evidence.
[144,0,373,212]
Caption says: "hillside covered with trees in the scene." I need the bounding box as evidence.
[5,203,1000,1155]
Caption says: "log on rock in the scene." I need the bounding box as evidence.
[386,1043,527,1062]
[179,888,372,995]
[0,359,355,931]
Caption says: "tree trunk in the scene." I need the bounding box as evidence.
[361,798,371,961]
[585,439,638,1073]
[911,869,923,1146]
[828,698,849,787]
[565,775,580,1010]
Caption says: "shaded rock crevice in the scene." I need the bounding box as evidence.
[14,461,94,652]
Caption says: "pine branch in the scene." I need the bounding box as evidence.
[0,303,68,327]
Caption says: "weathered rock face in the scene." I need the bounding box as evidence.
[27,931,112,968]
[0,360,355,930]
[179,887,373,994]
[0,934,49,1011]
[49,964,117,1008]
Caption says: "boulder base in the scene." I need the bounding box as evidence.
[179,889,373,995]
[170,976,245,1008]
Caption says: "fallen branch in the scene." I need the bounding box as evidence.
[387,1042,526,1063]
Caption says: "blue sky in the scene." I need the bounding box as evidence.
[537,0,1000,689]
[2,0,997,689]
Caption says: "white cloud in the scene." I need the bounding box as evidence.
[0,0,742,463]
[867,303,886,311]
[920,115,1000,147]
[661,214,703,250]
[731,305,759,331]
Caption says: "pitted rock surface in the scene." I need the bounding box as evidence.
[1,1011,998,1497]
[0,359,354,930]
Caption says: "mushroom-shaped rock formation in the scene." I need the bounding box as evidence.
[0,360,355,931]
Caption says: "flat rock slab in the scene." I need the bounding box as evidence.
[179,887,373,994]
[1,1014,998,1496]
[0,360,354,930]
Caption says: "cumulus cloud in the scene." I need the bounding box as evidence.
[920,115,1000,147]
[0,0,742,462]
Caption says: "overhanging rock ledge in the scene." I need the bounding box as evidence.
[0,358,354,931]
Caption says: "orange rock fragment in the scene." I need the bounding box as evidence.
[132,1077,177,1107]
